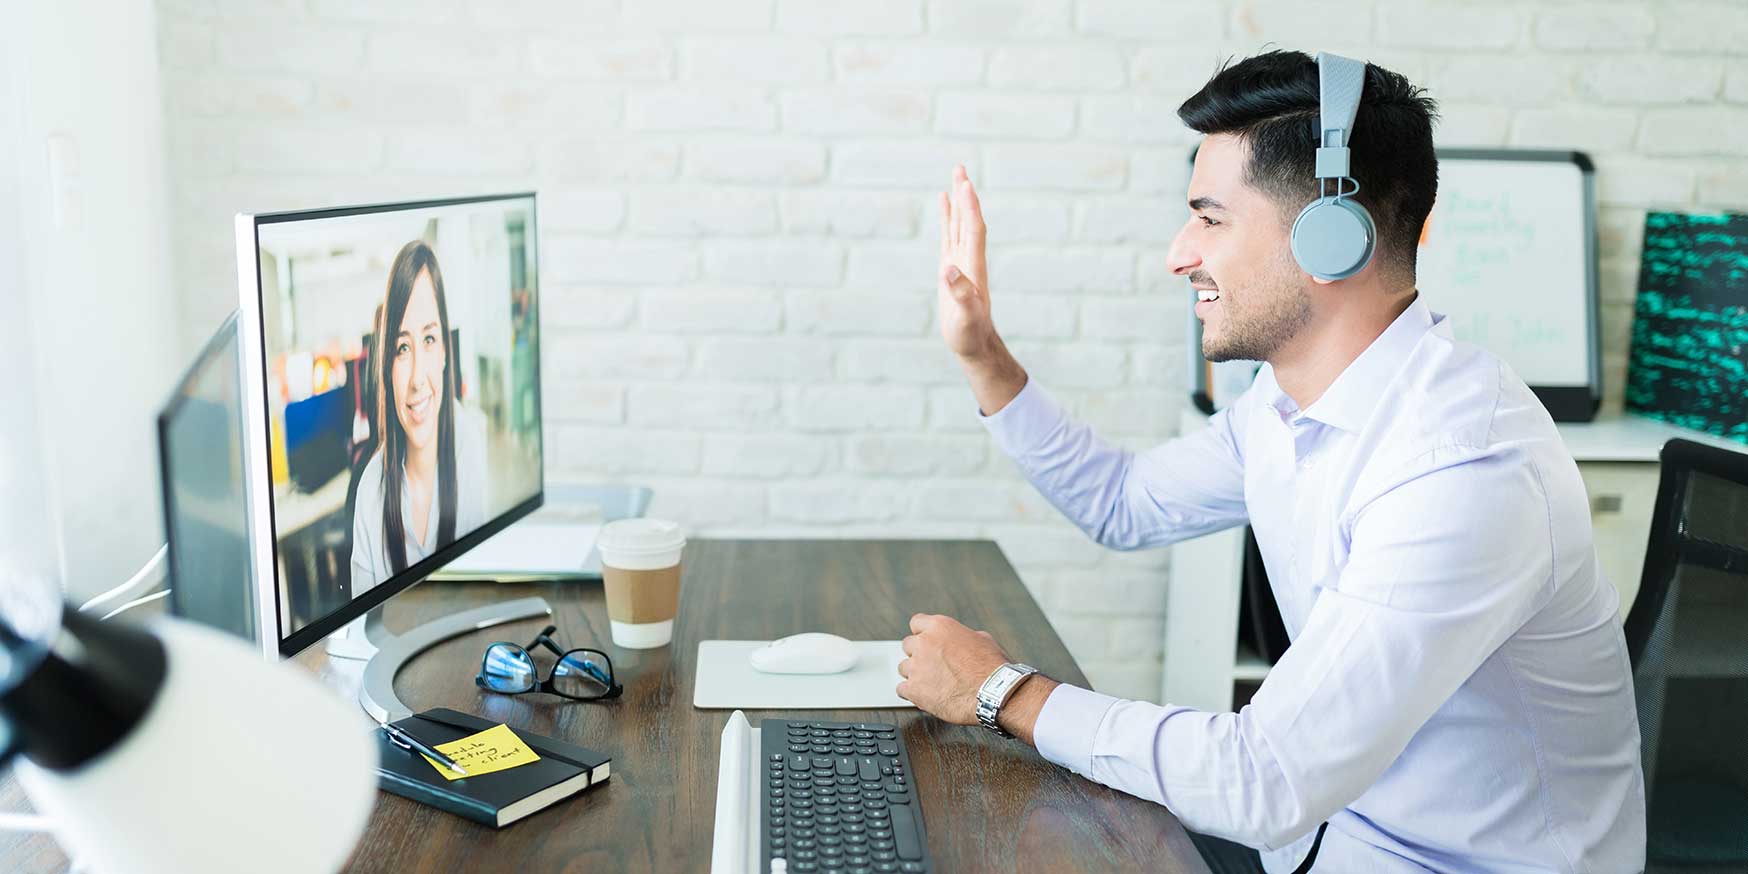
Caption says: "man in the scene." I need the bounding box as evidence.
[896,50,1646,873]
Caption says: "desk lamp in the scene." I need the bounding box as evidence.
[0,580,377,874]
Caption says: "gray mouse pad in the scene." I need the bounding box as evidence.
[693,640,913,710]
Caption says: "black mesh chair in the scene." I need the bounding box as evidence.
[1623,438,1748,872]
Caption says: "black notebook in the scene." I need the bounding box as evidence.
[375,708,611,828]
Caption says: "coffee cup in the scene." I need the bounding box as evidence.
[597,518,685,649]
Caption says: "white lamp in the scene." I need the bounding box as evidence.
[2,597,378,874]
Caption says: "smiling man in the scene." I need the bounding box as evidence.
[898,51,1645,873]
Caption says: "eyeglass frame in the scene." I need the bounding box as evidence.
[474,625,624,700]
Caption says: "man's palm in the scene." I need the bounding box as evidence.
[939,166,994,359]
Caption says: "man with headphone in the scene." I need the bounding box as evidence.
[896,51,1646,873]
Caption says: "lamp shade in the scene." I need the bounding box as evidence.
[13,616,377,874]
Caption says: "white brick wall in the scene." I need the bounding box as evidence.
[159,0,1745,705]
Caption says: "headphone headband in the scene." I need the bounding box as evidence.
[1314,52,1367,180]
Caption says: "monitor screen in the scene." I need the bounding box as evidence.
[159,311,257,641]
[239,194,543,655]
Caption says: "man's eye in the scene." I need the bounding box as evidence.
[1198,215,1220,227]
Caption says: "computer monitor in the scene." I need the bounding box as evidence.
[231,193,548,673]
[158,311,257,642]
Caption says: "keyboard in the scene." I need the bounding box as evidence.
[761,720,932,874]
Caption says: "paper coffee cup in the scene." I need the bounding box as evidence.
[597,518,685,649]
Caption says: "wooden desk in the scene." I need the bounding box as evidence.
[0,540,1211,874]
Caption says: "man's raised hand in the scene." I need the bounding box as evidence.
[938,165,997,361]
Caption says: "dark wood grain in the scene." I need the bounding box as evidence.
[0,540,1210,874]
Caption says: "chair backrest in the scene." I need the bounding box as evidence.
[1623,438,1748,865]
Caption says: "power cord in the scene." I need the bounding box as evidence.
[76,544,171,620]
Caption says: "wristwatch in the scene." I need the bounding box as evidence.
[975,662,1039,737]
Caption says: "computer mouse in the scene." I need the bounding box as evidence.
[749,632,858,675]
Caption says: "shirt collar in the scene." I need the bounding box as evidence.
[1267,294,1439,434]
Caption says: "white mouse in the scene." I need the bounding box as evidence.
[749,633,858,675]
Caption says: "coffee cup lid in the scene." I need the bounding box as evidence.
[598,518,686,555]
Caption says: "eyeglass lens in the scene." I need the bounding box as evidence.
[553,649,613,699]
[480,644,537,693]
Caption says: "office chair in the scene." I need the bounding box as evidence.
[1622,438,1748,871]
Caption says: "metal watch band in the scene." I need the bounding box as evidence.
[975,663,1038,737]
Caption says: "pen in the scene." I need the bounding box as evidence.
[379,719,468,777]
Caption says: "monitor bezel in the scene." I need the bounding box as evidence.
[235,192,545,659]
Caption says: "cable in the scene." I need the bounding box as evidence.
[77,544,167,614]
[99,589,170,622]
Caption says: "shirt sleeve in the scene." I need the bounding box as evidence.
[980,378,1249,550]
[1030,445,1557,850]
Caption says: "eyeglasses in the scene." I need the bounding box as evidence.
[475,625,622,701]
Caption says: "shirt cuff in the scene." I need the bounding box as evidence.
[979,378,1067,459]
[1032,682,1120,777]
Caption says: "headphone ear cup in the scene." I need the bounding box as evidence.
[1291,197,1376,281]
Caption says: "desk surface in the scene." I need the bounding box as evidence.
[0,539,1211,874]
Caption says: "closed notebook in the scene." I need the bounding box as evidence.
[375,708,612,828]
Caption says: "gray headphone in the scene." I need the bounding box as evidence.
[1290,52,1376,281]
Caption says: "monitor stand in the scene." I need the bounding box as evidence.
[325,596,553,723]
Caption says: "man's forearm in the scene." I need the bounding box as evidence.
[958,335,1029,417]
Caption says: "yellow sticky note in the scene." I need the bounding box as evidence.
[424,723,540,781]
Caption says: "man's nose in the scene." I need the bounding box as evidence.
[1164,222,1199,277]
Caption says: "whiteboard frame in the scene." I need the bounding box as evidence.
[1187,148,1601,422]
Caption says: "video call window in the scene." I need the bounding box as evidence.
[253,197,542,636]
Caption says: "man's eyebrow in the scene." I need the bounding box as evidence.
[1188,196,1226,212]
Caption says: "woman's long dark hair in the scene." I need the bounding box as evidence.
[377,239,457,574]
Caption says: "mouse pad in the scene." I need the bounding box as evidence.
[693,640,913,710]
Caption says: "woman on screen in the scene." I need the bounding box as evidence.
[351,240,486,594]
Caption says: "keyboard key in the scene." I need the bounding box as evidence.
[900,863,926,873]
[874,864,898,873]
[854,723,894,732]
[790,744,810,753]
[835,757,856,776]
[877,742,899,756]
[881,766,894,777]
[792,863,817,873]
[889,804,922,861]
[844,823,866,834]
[790,754,809,771]
[820,722,852,730]
[846,833,868,845]
[871,848,896,860]
[794,850,818,861]
[818,825,841,836]
[817,815,840,826]
[820,836,843,847]
[834,746,856,755]
[854,731,873,739]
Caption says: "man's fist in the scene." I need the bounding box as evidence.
[896,613,1011,725]
[938,166,997,361]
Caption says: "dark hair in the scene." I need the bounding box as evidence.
[376,239,457,574]
[1178,50,1439,282]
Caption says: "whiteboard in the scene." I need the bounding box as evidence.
[1190,150,1600,420]
[1416,152,1598,390]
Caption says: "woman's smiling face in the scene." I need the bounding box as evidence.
[391,267,446,453]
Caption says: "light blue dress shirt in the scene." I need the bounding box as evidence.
[982,298,1646,873]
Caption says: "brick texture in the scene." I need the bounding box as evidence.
[160,0,1738,704]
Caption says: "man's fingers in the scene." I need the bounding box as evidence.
[909,613,937,634]
[897,657,911,678]
[901,634,916,656]
[976,630,994,641]
[938,191,950,261]
[961,171,985,232]
[896,680,913,702]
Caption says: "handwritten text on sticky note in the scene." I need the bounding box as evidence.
[424,723,540,781]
